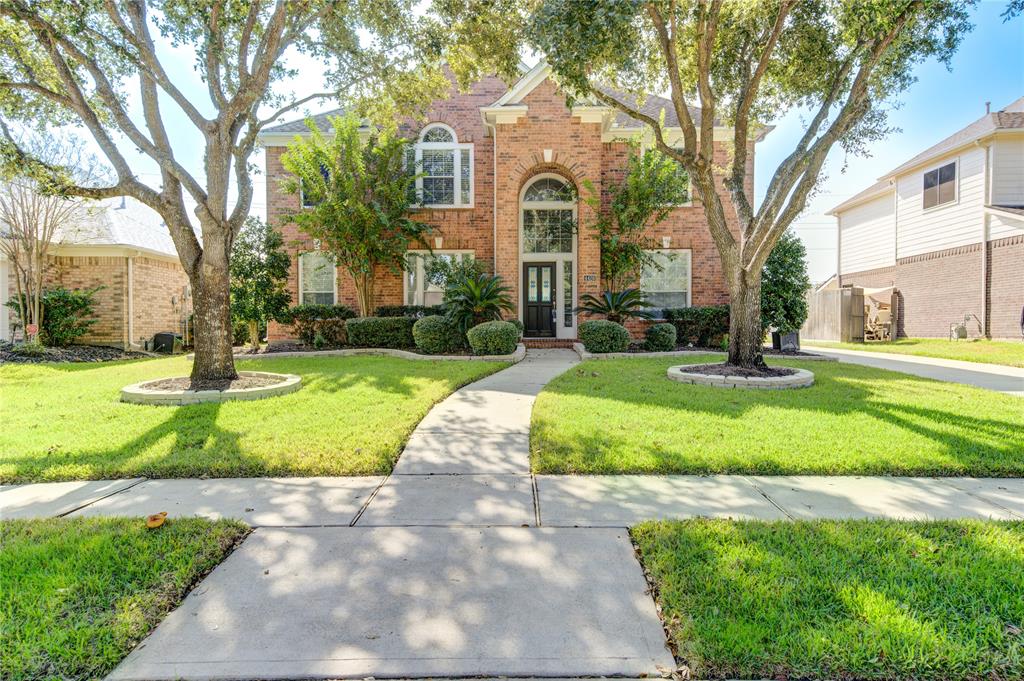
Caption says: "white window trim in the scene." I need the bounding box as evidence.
[641,248,692,314]
[404,249,475,306]
[921,157,959,213]
[297,251,337,305]
[518,173,578,339]
[412,124,474,209]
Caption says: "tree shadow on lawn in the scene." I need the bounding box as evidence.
[9,401,256,481]
[534,359,1024,476]
[633,519,1024,681]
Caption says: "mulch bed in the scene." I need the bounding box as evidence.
[247,343,473,356]
[624,342,821,358]
[683,363,798,378]
[140,374,286,392]
[0,342,153,364]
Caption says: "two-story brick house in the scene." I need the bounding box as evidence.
[260,62,767,342]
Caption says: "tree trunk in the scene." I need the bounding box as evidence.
[726,271,766,369]
[190,244,238,382]
[248,319,260,351]
[354,271,374,317]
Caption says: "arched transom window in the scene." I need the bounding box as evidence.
[409,123,473,208]
[522,175,576,254]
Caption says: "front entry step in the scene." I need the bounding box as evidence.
[523,337,577,349]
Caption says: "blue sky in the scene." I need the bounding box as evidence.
[85,2,1022,283]
[759,0,1024,282]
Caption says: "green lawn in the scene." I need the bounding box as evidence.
[0,355,505,483]
[531,356,1024,476]
[0,517,249,681]
[808,338,1024,367]
[633,519,1024,681]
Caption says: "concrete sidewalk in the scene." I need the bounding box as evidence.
[4,473,1022,524]
[804,344,1024,395]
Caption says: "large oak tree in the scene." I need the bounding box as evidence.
[0,0,511,381]
[529,0,976,367]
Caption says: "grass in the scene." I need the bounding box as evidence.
[0,355,506,483]
[0,516,249,681]
[807,338,1024,368]
[632,519,1024,681]
[531,356,1024,476]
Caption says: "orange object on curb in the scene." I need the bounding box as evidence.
[146,511,168,529]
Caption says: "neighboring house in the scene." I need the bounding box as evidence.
[1,196,191,348]
[260,62,769,342]
[829,96,1024,339]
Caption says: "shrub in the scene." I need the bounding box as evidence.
[663,305,730,347]
[761,230,812,332]
[444,272,514,333]
[507,318,524,338]
[345,316,416,348]
[10,341,46,357]
[466,320,519,356]
[376,304,447,318]
[644,322,677,352]
[6,287,101,347]
[579,319,630,353]
[413,315,465,354]
[286,304,355,346]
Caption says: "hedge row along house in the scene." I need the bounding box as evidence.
[828,96,1024,340]
[260,62,770,344]
[1,197,190,348]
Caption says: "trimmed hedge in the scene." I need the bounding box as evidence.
[287,304,356,347]
[663,305,730,347]
[644,322,677,352]
[412,315,465,355]
[508,318,524,338]
[579,319,630,353]
[345,316,416,349]
[466,320,518,356]
[376,304,446,318]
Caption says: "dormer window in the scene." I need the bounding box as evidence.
[410,124,473,208]
[923,161,956,210]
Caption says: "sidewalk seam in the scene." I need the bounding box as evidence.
[930,477,1024,519]
[740,476,794,520]
[349,474,391,526]
[57,477,149,518]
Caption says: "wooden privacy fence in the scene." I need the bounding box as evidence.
[801,287,865,342]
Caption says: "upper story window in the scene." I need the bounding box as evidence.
[923,161,956,210]
[409,124,473,208]
[300,164,331,208]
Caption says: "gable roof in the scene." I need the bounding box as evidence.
[55,197,185,258]
[263,108,368,135]
[884,96,1024,177]
[827,178,894,216]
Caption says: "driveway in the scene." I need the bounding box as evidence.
[803,344,1024,396]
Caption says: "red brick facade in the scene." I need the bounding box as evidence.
[266,74,752,341]
[839,234,1024,339]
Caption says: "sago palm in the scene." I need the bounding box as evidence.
[577,289,654,323]
[443,272,515,333]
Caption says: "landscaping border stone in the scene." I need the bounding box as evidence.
[121,371,302,405]
[573,343,836,362]
[666,365,815,389]
[214,343,527,363]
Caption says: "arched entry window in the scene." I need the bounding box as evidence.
[520,174,577,338]
[522,176,575,254]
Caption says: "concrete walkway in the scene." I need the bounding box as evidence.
[804,344,1024,395]
[3,347,1023,681]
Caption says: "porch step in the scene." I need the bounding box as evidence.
[523,338,578,349]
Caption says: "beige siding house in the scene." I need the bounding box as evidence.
[829,96,1024,339]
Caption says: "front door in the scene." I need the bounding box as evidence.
[523,262,556,337]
